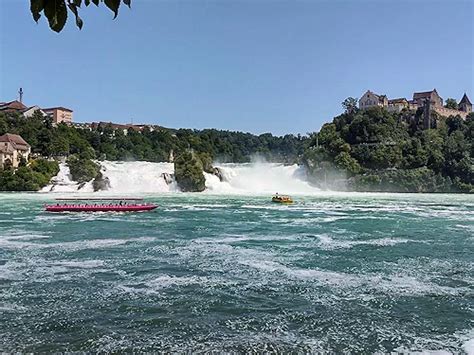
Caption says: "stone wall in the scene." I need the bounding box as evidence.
[433,107,469,119]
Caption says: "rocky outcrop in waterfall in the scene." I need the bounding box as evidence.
[174,151,206,192]
[92,171,111,191]
[67,155,100,184]
[198,152,225,182]
[161,172,175,185]
[211,167,225,182]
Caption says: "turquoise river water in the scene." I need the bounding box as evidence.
[0,192,473,352]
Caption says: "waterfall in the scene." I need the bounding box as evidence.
[98,161,178,193]
[41,163,93,193]
[205,163,317,194]
[43,161,319,195]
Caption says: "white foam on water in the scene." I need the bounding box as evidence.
[463,338,474,355]
[238,258,360,288]
[0,238,45,250]
[0,303,27,312]
[117,274,229,296]
[224,246,465,297]
[49,260,105,269]
[0,259,107,281]
[181,203,231,209]
[58,236,156,251]
[0,235,155,251]
[178,205,214,211]
[195,233,308,245]
[0,262,25,281]
[0,232,51,241]
[196,235,251,244]
[315,234,411,250]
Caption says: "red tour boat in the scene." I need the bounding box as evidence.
[44,198,158,213]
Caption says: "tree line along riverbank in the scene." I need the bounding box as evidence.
[0,106,473,193]
[0,111,307,192]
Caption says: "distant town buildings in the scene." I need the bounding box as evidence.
[0,133,31,169]
[0,96,159,134]
[359,89,472,119]
[0,99,73,124]
[43,107,73,124]
[71,122,161,135]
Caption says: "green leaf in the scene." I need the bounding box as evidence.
[104,0,120,19]
[73,0,82,6]
[67,2,83,29]
[67,3,78,16]
[84,0,90,5]
[92,0,99,6]
[30,0,45,22]
[44,0,68,33]
[123,0,131,8]
[76,16,84,29]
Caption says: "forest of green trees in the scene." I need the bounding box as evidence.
[0,111,307,164]
[303,106,474,192]
[1,106,473,192]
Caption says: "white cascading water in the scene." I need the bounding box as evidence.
[205,163,316,194]
[99,161,178,193]
[41,163,94,193]
[43,161,319,195]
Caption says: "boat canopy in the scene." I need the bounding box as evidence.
[54,197,144,201]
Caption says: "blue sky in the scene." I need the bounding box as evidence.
[0,0,472,135]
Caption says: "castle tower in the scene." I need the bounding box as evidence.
[423,98,432,129]
[459,93,472,113]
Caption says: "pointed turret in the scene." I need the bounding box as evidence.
[459,93,472,113]
[459,93,471,105]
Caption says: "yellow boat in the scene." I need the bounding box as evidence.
[272,194,294,204]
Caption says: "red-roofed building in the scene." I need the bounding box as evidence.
[412,89,443,108]
[0,133,31,168]
[0,100,27,113]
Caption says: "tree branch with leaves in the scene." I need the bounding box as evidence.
[444,98,458,110]
[342,97,359,114]
[30,0,131,33]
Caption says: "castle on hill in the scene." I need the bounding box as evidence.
[358,89,472,120]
